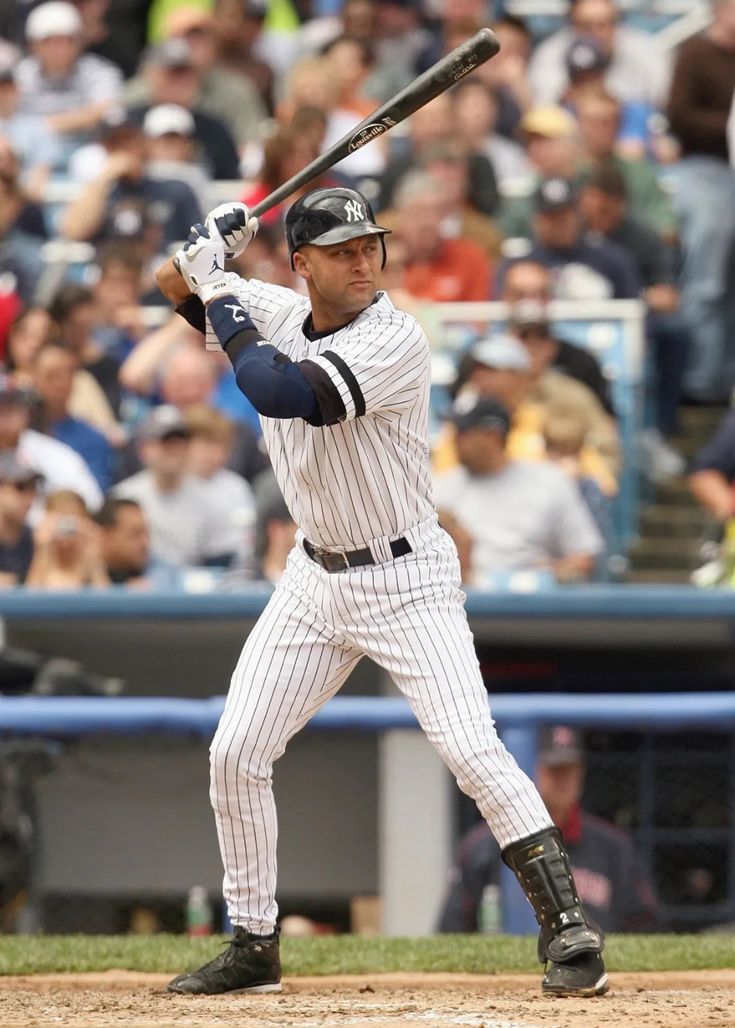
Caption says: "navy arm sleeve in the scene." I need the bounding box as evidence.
[207,295,345,425]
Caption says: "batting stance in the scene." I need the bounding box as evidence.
[155,188,608,999]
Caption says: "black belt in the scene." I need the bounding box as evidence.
[303,536,412,573]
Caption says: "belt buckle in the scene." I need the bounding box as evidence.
[312,545,348,573]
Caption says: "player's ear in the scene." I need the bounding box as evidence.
[292,250,311,282]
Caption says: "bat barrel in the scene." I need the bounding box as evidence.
[250,27,500,220]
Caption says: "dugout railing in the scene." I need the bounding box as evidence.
[2,584,735,935]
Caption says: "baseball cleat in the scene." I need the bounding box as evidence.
[167,927,281,995]
[541,951,609,998]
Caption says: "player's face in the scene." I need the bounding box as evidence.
[536,761,585,824]
[295,235,383,317]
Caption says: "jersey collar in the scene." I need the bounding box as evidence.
[301,292,385,341]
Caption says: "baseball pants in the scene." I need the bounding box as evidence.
[210,516,552,931]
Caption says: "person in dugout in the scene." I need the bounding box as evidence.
[437,725,659,933]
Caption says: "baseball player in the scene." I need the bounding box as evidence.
[154,187,608,999]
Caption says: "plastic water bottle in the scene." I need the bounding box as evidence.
[186,886,213,937]
[478,883,501,934]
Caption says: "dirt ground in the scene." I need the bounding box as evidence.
[1,970,734,1028]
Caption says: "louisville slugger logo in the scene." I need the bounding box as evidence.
[348,122,387,152]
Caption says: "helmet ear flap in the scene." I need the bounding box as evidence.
[380,237,387,270]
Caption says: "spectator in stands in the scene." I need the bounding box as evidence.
[0,171,45,304]
[474,14,533,141]
[212,0,274,112]
[15,1,123,163]
[390,170,493,302]
[320,36,386,186]
[689,409,735,524]
[575,91,677,239]
[451,80,532,187]
[497,106,579,239]
[241,123,336,231]
[377,93,499,216]
[0,53,59,202]
[74,0,139,77]
[0,381,102,512]
[252,469,296,585]
[125,39,241,181]
[156,6,266,155]
[435,332,619,496]
[4,307,56,389]
[186,405,256,570]
[95,495,180,588]
[59,110,201,261]
[416,0,488,75]
[31,341,114,491]
[113,404,227,568]
[379,144,503,263]
[234,224,305,295]
[580,163,688,468]
[667,0,735,404]
[0,453,42,586]
[141,104,211,210]
[562,37,672,165]
[501,261,614,416]
[118,329,267,481]
[528,0,669,110]
[502,176,640,301]
[437,725,658,933]
[542,409,618,579]
[89,241,147,361]
[49,282,125,429]
[26,487,109,588]
[434,395,603,585]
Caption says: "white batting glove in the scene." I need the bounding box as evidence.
[175,224,232,305]
[205,202,259,259]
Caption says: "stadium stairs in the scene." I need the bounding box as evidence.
[626,405,728,584]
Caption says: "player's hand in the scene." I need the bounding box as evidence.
[205,203,259,259]
[175,224,231,305]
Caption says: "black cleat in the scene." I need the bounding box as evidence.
[542,951,609,998]
[167,927,281,995]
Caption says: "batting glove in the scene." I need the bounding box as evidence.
[205,202,259,259]
[175,224,232,305]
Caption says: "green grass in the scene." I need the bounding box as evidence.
[0,934,733,977]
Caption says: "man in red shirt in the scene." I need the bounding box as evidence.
[391,169,493,302]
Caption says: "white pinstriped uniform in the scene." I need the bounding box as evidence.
[206,276,552,932]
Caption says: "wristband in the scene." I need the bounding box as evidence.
[198,278,235,305]
[208,294,260,350]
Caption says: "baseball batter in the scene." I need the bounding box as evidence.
[155,188,607,999]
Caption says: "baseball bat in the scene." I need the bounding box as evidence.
[249,27,501,219]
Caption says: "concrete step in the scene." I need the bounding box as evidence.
[627,536,703,570]
[625,567,692,584]
[677,405,729,433]
[653,475,697,506]
[640,505,709,538]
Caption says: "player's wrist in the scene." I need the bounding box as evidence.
[198,278,233,305]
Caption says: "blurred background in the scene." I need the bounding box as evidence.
[0,0,735,942]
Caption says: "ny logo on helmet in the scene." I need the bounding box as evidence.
[343,199,365,222]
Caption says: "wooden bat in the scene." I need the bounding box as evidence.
[249,27,501,219]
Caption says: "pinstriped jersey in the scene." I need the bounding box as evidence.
[206,275,434,549]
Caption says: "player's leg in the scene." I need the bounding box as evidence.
[342,528,606,996]
[169,564,361,995]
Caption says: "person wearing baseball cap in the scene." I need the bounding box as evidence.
[434,391,603,584]
[438,724,659,934]
[510,175,641,301]
[15,1,123,157]
[0,453,43,586]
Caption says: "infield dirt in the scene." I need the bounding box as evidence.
[1,970,734,1027]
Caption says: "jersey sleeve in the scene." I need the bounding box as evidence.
[203,275,307,351]
[302,313,429,421]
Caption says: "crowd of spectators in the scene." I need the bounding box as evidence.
[0,0,734,591]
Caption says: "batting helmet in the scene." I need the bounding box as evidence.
[285,187,390,270]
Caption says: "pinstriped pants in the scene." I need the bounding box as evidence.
[210,517,552,931]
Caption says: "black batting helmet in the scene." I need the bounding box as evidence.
[285,187,390,270]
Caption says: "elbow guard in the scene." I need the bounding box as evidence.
[208,295,316,420]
